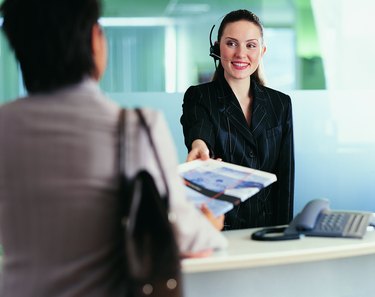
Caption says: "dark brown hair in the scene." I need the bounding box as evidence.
[0,0,101,93]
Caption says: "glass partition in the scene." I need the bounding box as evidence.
[99,22,296,93]
[1,0,318,102]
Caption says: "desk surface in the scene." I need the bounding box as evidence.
[182,227,375,273]
[1,228,375,275]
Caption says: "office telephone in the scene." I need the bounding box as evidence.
[252,199,375,241]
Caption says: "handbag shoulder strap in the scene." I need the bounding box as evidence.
[118,108,170,207]
[135,108,170,202]
[118,108,126,176]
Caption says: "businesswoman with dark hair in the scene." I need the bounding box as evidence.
[0,0,227,296]
[181,9,295,230]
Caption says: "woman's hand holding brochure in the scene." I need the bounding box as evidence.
[178,159,277,217]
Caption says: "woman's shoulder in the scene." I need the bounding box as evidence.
[183,81,224,105]
[185,80,218,94]
[255,84,292,109]
[260,84,291,100]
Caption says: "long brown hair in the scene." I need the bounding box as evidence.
[212,9,266,86]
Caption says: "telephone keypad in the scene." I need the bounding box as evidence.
[312,212,370,238]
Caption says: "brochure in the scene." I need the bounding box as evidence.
[178,159,277,217]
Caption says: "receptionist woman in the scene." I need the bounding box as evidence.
[181,9,295,230]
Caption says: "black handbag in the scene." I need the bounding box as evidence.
[118,108,183,297]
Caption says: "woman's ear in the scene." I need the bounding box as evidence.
[91,23,107,80]
[261,44,267,57]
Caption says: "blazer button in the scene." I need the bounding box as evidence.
[249,151,255,158]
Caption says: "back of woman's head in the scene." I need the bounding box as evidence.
[0,0,101,93]
[212,9,266,86]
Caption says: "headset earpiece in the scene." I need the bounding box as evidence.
[209,24,220,61]
[210,42,220,61]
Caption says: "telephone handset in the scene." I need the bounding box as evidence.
[252,199,374,241]
[288,199,330,231]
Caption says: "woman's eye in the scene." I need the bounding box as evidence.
[247,43,258,49]
[226,41,237,47]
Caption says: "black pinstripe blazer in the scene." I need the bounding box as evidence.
[181,75,294,229]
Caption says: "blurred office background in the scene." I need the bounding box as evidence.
[0,0,374,214]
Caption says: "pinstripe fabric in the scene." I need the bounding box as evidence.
[181,75,295,229]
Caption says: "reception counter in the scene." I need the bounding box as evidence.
[1,227,374,296]
[182,227,375,297]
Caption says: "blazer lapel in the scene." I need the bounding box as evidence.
[250,80,270,139]
[216,78,258,149]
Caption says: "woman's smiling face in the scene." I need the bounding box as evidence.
[219,20,266,83]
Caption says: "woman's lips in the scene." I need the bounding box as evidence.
[231,61,250,70]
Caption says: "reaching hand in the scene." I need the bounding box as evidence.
[200,204,224,231]
[186,139,210,162]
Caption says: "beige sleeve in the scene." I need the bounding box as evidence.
[124,108,228,254]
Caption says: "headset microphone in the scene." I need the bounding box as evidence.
[210,52,221,60]
[210,52,232,62]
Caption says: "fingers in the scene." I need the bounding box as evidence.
[186,147,209,162]
[186,139,210,162]
[200,204,224,231]
[200,151,210,160]
[200,203,211,215]
[186,150,199,162]
[180,248,214,259]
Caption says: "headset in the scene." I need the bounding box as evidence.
[209,24,221,61]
